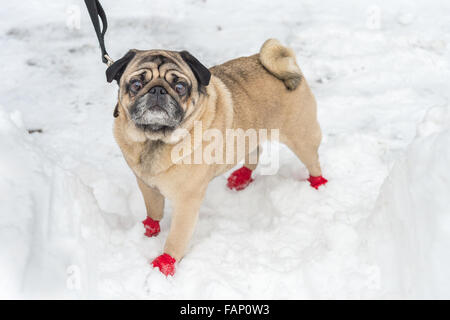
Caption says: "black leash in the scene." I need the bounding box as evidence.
[84,0,114,66]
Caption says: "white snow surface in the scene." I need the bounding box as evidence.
[0,0,449,299]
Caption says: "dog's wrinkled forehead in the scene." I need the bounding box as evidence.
[106,49,211,88]
[124,50,189,83]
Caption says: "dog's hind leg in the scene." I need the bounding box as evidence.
[226,145,261,191]
[282,122,327,189]
[137,177,165,237]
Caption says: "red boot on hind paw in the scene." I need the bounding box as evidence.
[142,217,160,237]
[152,253,176,276]
[227,166,254,191]
[308,175,328,189]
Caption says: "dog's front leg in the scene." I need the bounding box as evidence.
[137,177,165,237]
[151,188,206,276]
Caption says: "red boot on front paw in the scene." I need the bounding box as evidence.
[308,175,328,189]
[142,217,160,237]
[227,166,254,191]
[152,253,176,276]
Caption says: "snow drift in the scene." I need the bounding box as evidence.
[0,110,90,298]
[365,106,450,299]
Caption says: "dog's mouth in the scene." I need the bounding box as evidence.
[135,122,175,132]
[131,104,183,132]
[147,105,168,115]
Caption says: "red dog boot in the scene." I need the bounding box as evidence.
[152,253,176,276]
[308,175,328,189]
[142,217,160,237]
[227,166,254,191]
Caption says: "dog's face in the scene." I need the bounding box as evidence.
[107,49,211,140]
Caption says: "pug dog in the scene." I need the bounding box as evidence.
[107,39,327,276]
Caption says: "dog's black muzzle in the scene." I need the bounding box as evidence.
[130,86,184,131]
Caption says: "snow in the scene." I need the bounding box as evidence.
[0,0,449,299]
[364,105,450,299]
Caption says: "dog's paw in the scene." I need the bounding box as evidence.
[227,166,254,191]
[142,217,161,237]
[151,253,176,276]
[308,175,328,189]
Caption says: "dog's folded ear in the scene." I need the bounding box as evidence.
[180,51,211,87]
[106,50,136,83]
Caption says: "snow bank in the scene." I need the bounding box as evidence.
[365,105,450,299]
[0,109,99,298]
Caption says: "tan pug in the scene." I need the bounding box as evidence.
[107,39,327,276]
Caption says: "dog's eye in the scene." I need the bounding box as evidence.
[175,82,187,96]
[130,80,143,93]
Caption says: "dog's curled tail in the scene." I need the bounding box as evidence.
[259,39,302,90]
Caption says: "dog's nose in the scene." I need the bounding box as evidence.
[149,86,167,96]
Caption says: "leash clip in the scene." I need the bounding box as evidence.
[104,54,114,67]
